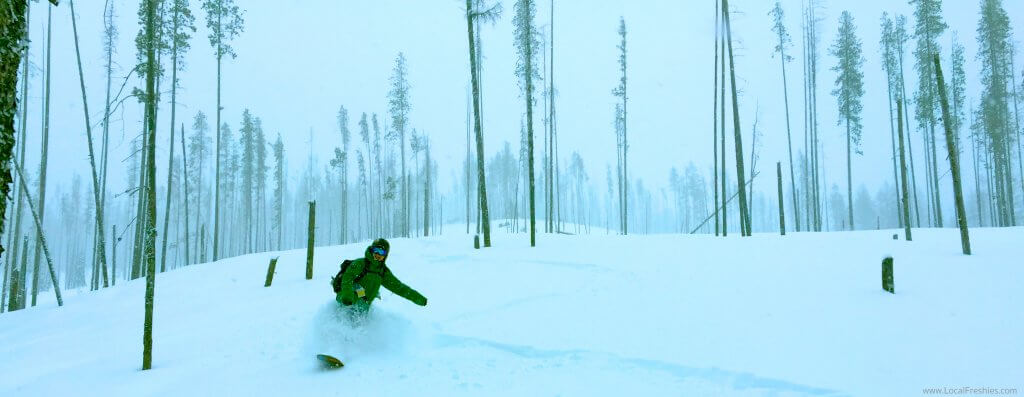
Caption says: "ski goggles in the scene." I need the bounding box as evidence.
[371,247,387,256]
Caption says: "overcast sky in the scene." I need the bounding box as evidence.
[16,0,1024,210]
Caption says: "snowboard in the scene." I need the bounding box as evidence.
[316,354,345,368]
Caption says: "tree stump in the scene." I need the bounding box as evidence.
[264,257,279,287]
[882,257,894,294]
[473,234,480,249]
[306,201,316,280]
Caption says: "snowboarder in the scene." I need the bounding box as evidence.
[333,238,428,315]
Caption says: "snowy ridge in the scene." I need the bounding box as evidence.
[1,227,1022,396]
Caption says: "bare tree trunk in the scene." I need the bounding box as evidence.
[306,201,315,280]
[213,10,223,262]
[466,93,471,234]
[749,116,758,217]
[2,1,32,312]
[929,120,944,227]
[712,0,720,236]
[846,119,853,230]
[132,134,147,280]
[112,224,117,285]
[200,225,206,263]
[70,0,110,288]
[1010,56,1023,213]
[542,35,549,234]
[778,19,800,233]
[934,55,970,254]
[620,63,627,235]
[465,0,492,247]
[885,74,903,228]
[142,0,159,370]
[98,0,115,287]
[473,18,484,238]
[179,125,190,265]
[13,164,61,306]
[555,108,562,232]
[922,124,935,226]
[159,127,174,272]
[547,48,554,233]
[424,141,431,237]
[616,123,623,234]
[160,9,182,272]
[898,99,913,241]
[800,5,811,231]
[31,5,54,307]
[525,6,538,246]
[342,162,348,245]
[970,116,984,226]
[551,0,556,235]
[6,239,28,311]
[810,3,824,232]
[984,138,996,226]
[777,162,786,235]
[720,16,728,237]
[722,0,752,237]
[896,44,921,228]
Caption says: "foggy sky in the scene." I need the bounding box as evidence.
[16,0,1024,216]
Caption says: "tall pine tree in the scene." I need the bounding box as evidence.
[881,13,906,228]
[829,11,865,230]
[513,0,540,246]
[911,0,947,227]
[388,54,411,238]
[273,134,284,249]
[770,1,800,232]
[331,106,350,244]
[142,0,159,371]
[722,0,752,236]
[464,0,498,247]
[202,0,244,261]
[160,0,195,271]
[612,17,629,235]
[976,0,1016,226]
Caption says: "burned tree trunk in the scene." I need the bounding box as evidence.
[777,162,786,235]
[933,55,970,254]
[897,99,913,242]
[306,201,316,280]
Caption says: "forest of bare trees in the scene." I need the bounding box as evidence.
[1,0,1022,370]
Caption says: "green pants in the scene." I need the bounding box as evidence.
[336,292,371,321]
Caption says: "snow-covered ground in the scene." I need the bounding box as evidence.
[2,226,1021,396]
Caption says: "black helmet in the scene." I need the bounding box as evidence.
[371,238,390,252]
[369,238,390,259]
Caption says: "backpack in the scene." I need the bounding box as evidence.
[331,260,354,293]
[331,259,388,293]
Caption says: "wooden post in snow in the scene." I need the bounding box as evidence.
[265,257,279,287]
[306,201,316,280]
[882,256,894,294]
[777,162,786,235]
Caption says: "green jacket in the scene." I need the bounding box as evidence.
[336,242,427,310]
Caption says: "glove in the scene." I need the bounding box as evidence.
[340,290,356,306]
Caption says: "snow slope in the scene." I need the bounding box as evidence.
[1,227,1022,396]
